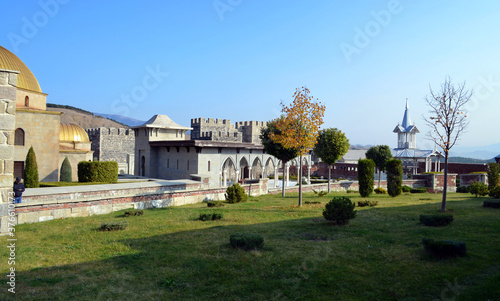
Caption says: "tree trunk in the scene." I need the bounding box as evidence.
[328,165,331,193]
[378,169,381,188]
[281,161,286,198]
[299,154,303,206]
[441,153,449,212]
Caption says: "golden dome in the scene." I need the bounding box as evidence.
[0,46,42,93]
[60,124,90,143]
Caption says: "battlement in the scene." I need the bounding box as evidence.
[87,127,133,136]
[191,118,231,126]
[235,121,268,128]
[191,117,267,144]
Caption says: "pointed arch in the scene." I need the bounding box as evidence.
[251,157,263,179]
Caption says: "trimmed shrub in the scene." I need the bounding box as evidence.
[98,221,128,231]
[199,213,223,221]
[422,238,466,258]
[374,187,387,194]
[207,201,225,207]
[24,146,39,188]
[323,196,356,225]
[78,161,118,183]
[402,185,412,193]
[358,159,375,197]
[60,157,72,183]
[469,181,489,197]
[489,186,500,198]
[230,233,264,250]
[313,189,328,197]
[305,201,321,205]
[124,209,144,217]
[456,186,470,193]
[420,214,453,227]
[483,200,500,208]
[410,188,428,193]
[357,200,378,207]
[386,159,403,197]
[225,183,247,203]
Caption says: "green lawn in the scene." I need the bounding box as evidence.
[1,192,499,300]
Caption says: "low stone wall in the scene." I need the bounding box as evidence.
[268,179,427,194]
[459,174,487,187]
[412,174,457,192]
[11,178,269,227]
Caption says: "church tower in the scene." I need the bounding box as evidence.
[393,99,419,149]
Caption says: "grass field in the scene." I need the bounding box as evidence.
[1,192,499,300]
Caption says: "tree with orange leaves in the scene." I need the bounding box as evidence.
[423,77,472,212]
[271,87,326,206]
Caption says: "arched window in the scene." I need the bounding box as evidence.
[24,95,29,107]
[14,128,25,146]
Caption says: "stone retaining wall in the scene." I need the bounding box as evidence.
[268,179,427,194]
[11,178,269,226]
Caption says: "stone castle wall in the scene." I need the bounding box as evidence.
[87,127,135,174]
[235,121,267,144]
[87,127,135,163]
[191,118,266,144]
[0,70,18,233]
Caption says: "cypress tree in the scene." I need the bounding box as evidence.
[60,157,72,182]
[487,162,499,192]
[386,159,403,197]
[358,159,375,197]
[24,146,39,188]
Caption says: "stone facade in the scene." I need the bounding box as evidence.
[14,109,61,181]
[87,127,135,174]
[191,118,267,144]
[0,69,18,233]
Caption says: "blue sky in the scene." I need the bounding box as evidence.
[1,0,499,151]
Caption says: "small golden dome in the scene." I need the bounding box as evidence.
[60,124,90,143]
[0,46,42,93]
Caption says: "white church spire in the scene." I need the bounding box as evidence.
[401,98,412,130]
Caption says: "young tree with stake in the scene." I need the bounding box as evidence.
[270,87,325,206]
[423,77,472,212]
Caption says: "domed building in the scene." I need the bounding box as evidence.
[0,46,92,182]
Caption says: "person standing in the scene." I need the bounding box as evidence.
[13,177,25,204]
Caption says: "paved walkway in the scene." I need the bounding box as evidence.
[23,178,198,197]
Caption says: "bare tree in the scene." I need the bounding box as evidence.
[423,77,472,212]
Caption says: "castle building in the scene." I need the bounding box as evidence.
[0,46,92,182]
[134,115,312,187]
[392,99,442,174]
[87,127,135,175]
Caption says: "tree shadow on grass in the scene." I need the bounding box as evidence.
[4,198,500,301]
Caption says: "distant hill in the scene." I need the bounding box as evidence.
[350,144,371,150]
[94,113,145,127]
[445,157,495,164]
[47,103,129,129]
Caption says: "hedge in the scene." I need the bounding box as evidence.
[78,161,118,183]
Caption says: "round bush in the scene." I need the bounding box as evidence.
[470,181,489,197]
[225,183,247,203]
[323,196,356,225]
